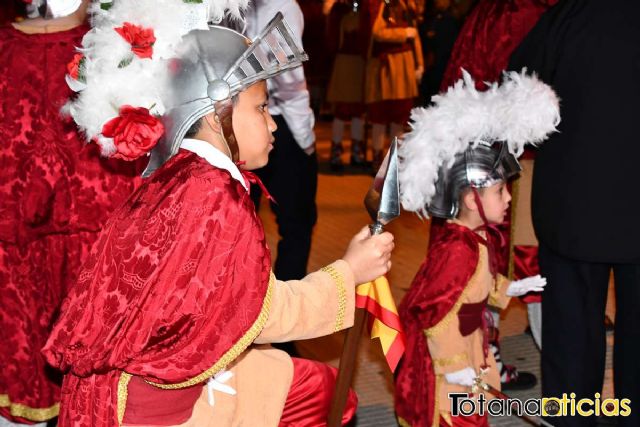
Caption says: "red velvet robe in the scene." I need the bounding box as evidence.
[395,222,485,427]
[0,2,19,25]
[0,24,142,423]
[439,0,554,90]
[42,150,272,427]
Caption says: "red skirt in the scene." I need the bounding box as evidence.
[368,99,414,124]
[280,358,358,426]
[334,103,365,121]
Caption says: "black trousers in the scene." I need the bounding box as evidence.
[539,244,640,427]
[251,114,318,281]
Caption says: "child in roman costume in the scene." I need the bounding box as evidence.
[42,1,394,425]
[326,0,370,170]
[365,0,424,171]
[437,0,560,359]
[394,70,559,427]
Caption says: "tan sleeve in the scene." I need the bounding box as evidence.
[489,274,511,309]
[372,6,410,43]
[425,314,470,375]
[254,260,355,344]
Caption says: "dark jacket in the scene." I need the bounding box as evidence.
[509,0,640,263]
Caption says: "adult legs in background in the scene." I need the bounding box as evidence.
[527,302,542,350]
[371,122,386,172]
[612,264,640,427]
[330,118,346,171]
[253,115,318,281]
[539,243,610,427]
[252,115,318,356]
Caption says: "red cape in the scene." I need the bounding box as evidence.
[43,151,272,427]
[395,222,482,427]
[440,0,553,91]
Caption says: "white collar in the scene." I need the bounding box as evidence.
[180,138,248,191]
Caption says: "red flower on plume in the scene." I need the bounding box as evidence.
[114,22,156,59]
[101,105,164,161]
[67,53,84,80]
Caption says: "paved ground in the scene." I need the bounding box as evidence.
[257,120,617,427]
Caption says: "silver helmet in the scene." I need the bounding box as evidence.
[427,140,521,219]
[143,12,308,177]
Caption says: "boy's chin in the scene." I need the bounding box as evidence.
[486,213,506,224]
[246,157,269,170]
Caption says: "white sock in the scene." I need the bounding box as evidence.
[350,117,364,141]
[371,123,386,152]
[490,309,500,328]
[332,118,345,143]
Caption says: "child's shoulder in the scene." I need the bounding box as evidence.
[430,221,479,254]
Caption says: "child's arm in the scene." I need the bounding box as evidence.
[488,274,511,310]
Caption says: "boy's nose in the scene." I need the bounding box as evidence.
[267,113,277,133]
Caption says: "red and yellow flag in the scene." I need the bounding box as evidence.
[355,276,405,372]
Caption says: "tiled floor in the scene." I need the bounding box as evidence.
[257,120,617,427]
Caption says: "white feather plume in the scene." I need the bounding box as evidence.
[66,0,248,155]
[398,69,560,217]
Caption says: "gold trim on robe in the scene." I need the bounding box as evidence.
[0,394,59,422]
[145,273,275,390]
[321,265,347,332]
[117,372,132,425]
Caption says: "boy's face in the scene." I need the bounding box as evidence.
[232,81,277,170]
[478,181,511,224]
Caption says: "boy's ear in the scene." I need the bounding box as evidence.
[461,189,478,212]
[203,112,223,134]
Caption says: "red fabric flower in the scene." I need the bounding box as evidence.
[101,105,164,161]
[66,53,84,80]
[114,22,155,59]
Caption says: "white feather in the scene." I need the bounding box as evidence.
[67,0,249,154]
[398,69,560,216]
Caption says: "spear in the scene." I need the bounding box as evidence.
[327,138,401,427]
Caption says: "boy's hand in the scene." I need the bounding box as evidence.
[445,367,477,387]
[507,274,547,297]
[342,226,394,285]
